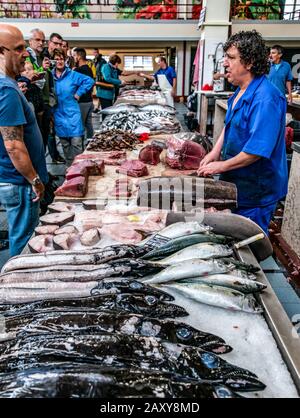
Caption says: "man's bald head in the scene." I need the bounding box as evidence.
[0,24,23,47]
[0,24,28,78]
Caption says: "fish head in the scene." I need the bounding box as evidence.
[127,280,175,302]
[197,352,266,392]
[115,294,188,318]
[213,385,243,398]
[243,296,264,314]
[174,325,232,354]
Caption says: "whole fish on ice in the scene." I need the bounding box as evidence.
[0,363,241,398]
[166,282,263,314]
[0,310,231,353]
[156,243,233,265]
[0,333,265,392]
[179,275,266,294]
[0,293,187,319]
[1,245,148,273]
[143,259,234,285]
[142,234,232,260]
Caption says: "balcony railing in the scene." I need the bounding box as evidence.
[0,1,202,20]
[231,1,300,21]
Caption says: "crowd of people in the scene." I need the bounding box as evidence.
[0,23,290,261]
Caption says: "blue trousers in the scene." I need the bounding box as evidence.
[0,183,40,257]
[233,203,277,235]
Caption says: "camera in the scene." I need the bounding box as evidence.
[50,60,56,67]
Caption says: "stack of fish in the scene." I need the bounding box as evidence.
[101,111,181,134]
[119,85,161,93]
[0,222,267,398]
[87,130,140,152]
[100,103,176,116]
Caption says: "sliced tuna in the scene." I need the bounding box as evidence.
[35,225,59,236]
[53,234,76,251]
[28,235,54,253]
[40,212,75,227]
[80,228,101,246]
[54,225,79,236]
[48,203,76,213]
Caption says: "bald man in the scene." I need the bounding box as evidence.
[0,24,48,256]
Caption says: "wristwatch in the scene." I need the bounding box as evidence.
[31,175,42,187]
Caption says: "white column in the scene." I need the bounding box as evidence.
[199,0,231,87]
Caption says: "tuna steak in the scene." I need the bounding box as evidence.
[28,235,53,253]
[80,229,101,246]
[34,225,59,235]
[39,212,75,226]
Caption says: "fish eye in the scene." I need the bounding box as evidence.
[200,352,219,369]
[129,281,143,290]
[145,295,157,306]
[215,386,232,398]
[176,327,192,341]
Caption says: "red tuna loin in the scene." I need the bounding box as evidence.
[71,160,105,176]
[139,145,162,165]
[166,138,207,170]
[55,177,88,198]
[117,160,149,178]
[66,165,88,180]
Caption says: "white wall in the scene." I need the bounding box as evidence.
[4,20,200,42]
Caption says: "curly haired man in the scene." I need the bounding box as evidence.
[198,30,288,235]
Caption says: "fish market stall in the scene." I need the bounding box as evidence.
[0,92,298,398]
[0,210,299,398]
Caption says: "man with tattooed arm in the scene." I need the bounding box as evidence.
[0,24,48,256]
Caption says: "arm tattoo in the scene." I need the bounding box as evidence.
[0,126,24,142]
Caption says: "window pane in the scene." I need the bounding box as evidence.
[124,55,153,71]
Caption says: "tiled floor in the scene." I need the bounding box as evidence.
[0,103,299,323]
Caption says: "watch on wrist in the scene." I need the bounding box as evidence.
[31,175,42,187]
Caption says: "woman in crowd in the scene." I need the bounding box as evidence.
[96,54,138,114]
[51,49,94,166]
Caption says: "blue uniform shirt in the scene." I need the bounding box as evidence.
[0,75,48,185]
[268,60,293,95]
[154,66,177,87]
[220,75,288,208]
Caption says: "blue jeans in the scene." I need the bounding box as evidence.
[0,183,40,257]
[233,203,277,235]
